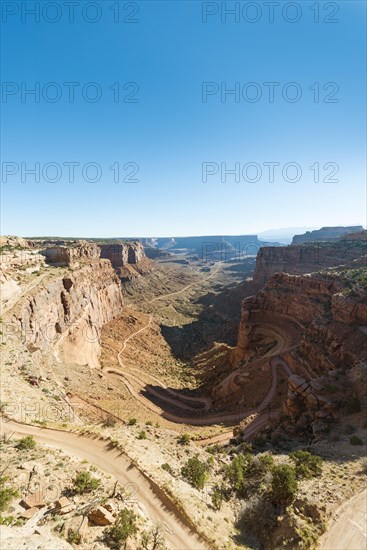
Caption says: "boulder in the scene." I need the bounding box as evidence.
[88,506,115,526]
[20,506,39,520]
[54,497,75,515]
[20,492,46,509]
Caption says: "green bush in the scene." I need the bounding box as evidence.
[15,436,36,451]
[178,433,191,445]
[103,508,137,549]
[127,418,137,426]
[224,453,274,497]
[161,463,174,475]
[181,455,209,490]
[0,476,19,512]
[223,454,249,492]
[346,396,361,414]
[211,484,224,510]
[289,450,323,479]
[350,435,363,446]
[271,464,298,506]
[72,471,101,494]
[237,495,277,548]
[137,430,147,440]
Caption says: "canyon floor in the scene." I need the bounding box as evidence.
[1,240,366,549]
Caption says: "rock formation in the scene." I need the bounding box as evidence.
[42,241,100,266]
[11,260,124,368]
[99,241,152,282]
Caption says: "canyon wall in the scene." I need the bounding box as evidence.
[253,241,367,288]
[11,260,124,368]
[43,241,100,266]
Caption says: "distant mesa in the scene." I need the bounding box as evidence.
[292,226,364,244]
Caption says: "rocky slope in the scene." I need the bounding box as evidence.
[228,266,367,440]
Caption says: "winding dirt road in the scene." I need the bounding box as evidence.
[1,420,208,550]
[320,489,367,550]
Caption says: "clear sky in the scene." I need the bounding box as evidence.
[1,0,366,237]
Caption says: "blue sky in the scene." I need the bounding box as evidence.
[1,0,366,237]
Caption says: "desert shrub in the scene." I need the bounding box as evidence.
[128,418,137,426]
[67,529,80,544]
[289,450,323,479]
[271,464,298,506]
[137,430,147,440]
[346,396,361,414]
[211,484,224,510]
[72,471,101,494]
[103,509,137,549]
[161,463,174,475]
[15,436,36,451]
[224,453,274,497]
[178,433,191,445]
[0,476,19,512]
[181,455,209,490]
[141,525,165,550]
[350,435,363,445]
[102,416,116,427]
[237,495,277,548]
[223,454,249,492]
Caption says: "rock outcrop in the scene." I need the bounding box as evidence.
[42,241,100,266]
[100,242,152,282]
[99,241,145,266]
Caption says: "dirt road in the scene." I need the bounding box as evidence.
[321,489,367,550]
[1,420,208,550]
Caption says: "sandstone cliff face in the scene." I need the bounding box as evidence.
[12,260,124,368]
[253,241,367,288]
[43,241,100,266]
[99,241,145,267]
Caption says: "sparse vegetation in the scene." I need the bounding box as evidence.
[15,435,36,451]
[128,418,137,426]
[350,435,363,446]
[237,495,277,548]
[103,508,137,549]
[345,396,361,414]
[178,433,191,445]
[181,455,209,490]
[289,450,323,479]
[0,476,19,513]
[271,464,298,506]
[141,525,165,550]
[161,463,174,475]
[138,430,147,440]
[72,471,101,494]
[211,484,224,510]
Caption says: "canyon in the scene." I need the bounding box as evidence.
[0,228,366,550]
